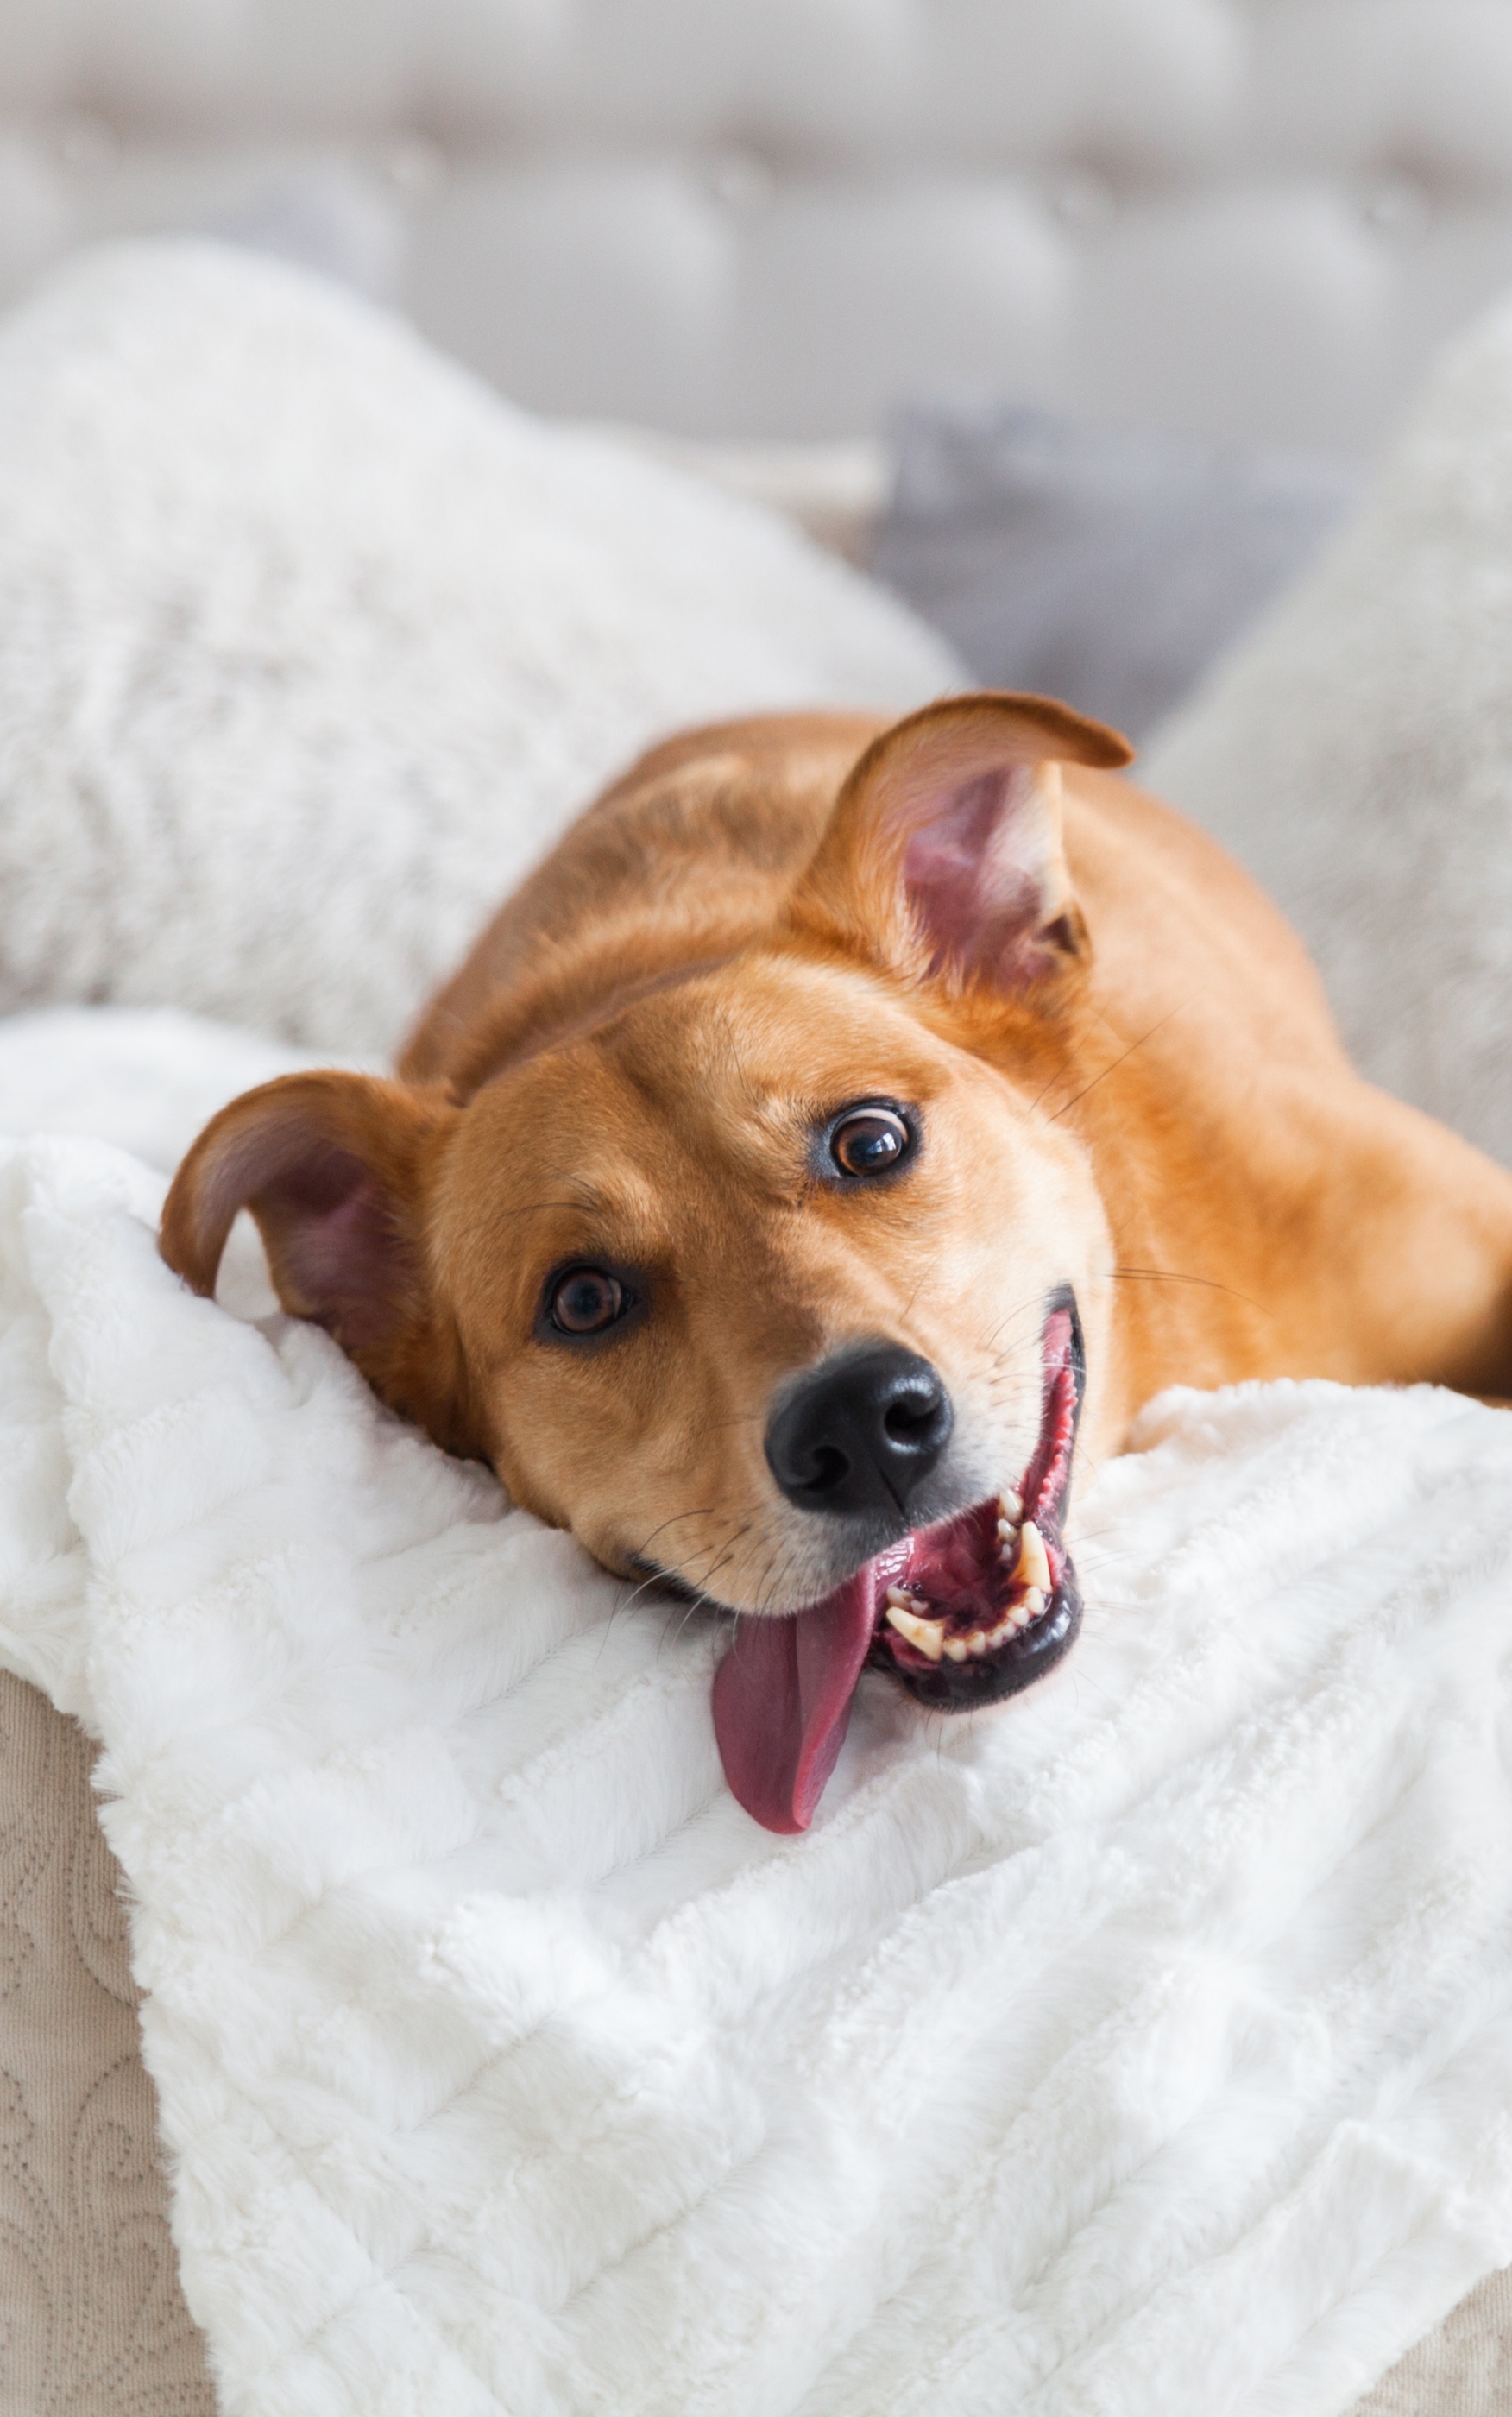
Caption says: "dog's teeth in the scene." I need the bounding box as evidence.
[966,1587,1050,1653]
[998,1489,1024,1525]
[1013,1519,1051,1595]
[885,1521,1052,1668]
[885,1600,946,1661]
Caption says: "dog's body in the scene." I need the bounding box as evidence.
[162,696,1512,1830]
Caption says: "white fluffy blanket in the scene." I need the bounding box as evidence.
[7,1013,1512,2417]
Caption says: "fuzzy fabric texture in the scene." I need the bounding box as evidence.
[0,1007,332,1175]
[0,241,957,1062]
[4,1013,1512,2415]
[1144,283,1512,1171]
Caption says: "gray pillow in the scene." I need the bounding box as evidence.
[873,404,1360,742]
[1143,283,1512,1171]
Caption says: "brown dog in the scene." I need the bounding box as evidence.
[160,694,1512,1832]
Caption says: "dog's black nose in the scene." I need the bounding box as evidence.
[765,1345,954,1518]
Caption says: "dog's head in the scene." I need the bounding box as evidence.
[161,694,1132,1830]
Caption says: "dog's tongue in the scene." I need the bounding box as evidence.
[712,1574,876,1833]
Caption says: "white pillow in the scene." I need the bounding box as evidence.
[1145,287,1512,1169]
[0,242,959,1060]
[0,1005,324,1174]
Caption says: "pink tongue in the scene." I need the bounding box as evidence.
[711,1574,877,1833]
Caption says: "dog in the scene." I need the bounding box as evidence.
[159,692,1512,1833]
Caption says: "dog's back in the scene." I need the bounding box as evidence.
[400,715,881,1092]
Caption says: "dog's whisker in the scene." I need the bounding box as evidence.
[605,1508,750,1634]
[1106,1265,1270,1318]
[1047,1000,1194,1124]
[656,1542,748,1657]
[973,1291,1048,1360]
[629,1506,723,1564]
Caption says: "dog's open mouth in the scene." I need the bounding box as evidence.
[713,1290,1084,1834]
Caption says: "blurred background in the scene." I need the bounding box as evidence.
[6,0,1512,737]
[7,0,1512,1151]
[0,0,1507,458]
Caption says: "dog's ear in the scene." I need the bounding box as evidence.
[788,691,1132,1000]
[160,1070,478,1453]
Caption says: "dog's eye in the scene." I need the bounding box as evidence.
[547,1265,627,1335]
[829,1105,913,1179]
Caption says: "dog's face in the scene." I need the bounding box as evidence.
[162,694,1131,1830]
[440,945,1113,1589]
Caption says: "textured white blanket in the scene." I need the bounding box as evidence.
[7,1019,1512,2416]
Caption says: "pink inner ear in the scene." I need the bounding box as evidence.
[274,1166,408,1352]
[900,764,1056,985]
[201,1122,410,1351]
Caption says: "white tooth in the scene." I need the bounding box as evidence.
[1012,1587,1047,1630]
[885,1601,946,1661]
[998,1489,1024,1524]
[885,1583,917,1609]
[996,1517,1018,1542]
[962,1629,990,1657]
[1014,1520,1051,1595]
[942,1636,970,1662]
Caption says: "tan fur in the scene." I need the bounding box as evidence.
[161,696,1512,1615]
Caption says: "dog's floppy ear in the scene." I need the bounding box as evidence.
[160,1070,477,1452]
[789,691,1132,999]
